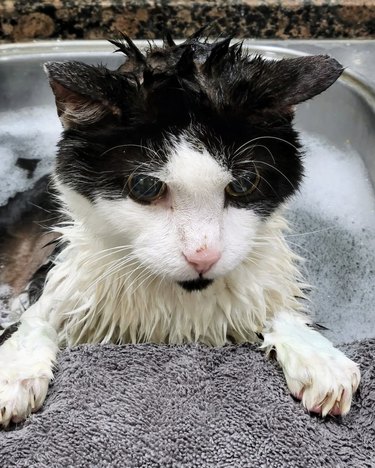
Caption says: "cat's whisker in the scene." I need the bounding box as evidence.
[99,143,161,160]
[81,244,133,259]
[82,245,134,267]
[285,226,338,238]
[252,236,319,261]
[131,270,157,297]
[255,135,301,152]
[233,136,300,160]
[257,174,279,198]
[235,157,295,193]
[232,140,256,159]
[233,144,277,167]
[86,257,136,282]
[125,158,164,175]
[75,164,115,176]
[253,226,338,241]
[231,145,259,164]
[66,255,142,316]
[88,252,133,268]
[93,243,134,253]
[244,255,260,267]
[251,160,296,190]
[143,138,169,164]
[121,267,151,297]
[70,258,141,324]
[234,168,277,199]
[285,240,321,264]
[118,158,166,196]
[65,268,137,320]
[155,271,168,297]
[93,256,140,284]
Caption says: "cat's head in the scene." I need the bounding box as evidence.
[45,32,343,291]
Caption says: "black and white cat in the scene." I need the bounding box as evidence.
[0,33,360,427]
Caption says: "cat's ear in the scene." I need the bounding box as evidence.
[264,55,343,107]
[44,61,132,128]
[226,55,343,113]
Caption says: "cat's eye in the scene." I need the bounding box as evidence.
[225,170,260,198]
[127,174,166,202]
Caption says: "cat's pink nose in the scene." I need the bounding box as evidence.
[184,248,221,274]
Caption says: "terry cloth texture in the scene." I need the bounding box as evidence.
[1,339,374,468]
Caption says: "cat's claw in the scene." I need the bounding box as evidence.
[264,312,360,417]
[0,377,50,427]
[0,378,50,427]
[285,351,360,417]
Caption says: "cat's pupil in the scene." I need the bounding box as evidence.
[128,175,165,201]
[231,178,252,193]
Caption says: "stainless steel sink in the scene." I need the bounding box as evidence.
[0,40,374,344]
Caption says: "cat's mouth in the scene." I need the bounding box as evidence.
[177,277,214,292]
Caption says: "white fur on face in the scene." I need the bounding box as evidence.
[63,136,263,282]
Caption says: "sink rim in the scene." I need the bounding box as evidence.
[0,39,374,111]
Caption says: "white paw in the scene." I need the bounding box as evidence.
[0,377,50,427]
[263,312,361,417]
[281,345,360,416]
[0,319,57,427]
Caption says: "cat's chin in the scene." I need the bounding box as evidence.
[177,278,214,292]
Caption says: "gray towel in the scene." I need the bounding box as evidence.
[1,339,374,468]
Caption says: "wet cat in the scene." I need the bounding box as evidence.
[0,32,360,427]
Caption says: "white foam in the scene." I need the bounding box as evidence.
[291,133,375,231]
[0,106,61,206]
[286,132,375,344]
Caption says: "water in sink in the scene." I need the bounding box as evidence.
[0,106,374,344]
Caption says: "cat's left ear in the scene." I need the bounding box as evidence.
[44,61,135,129]
[224,54,344,113]
[263,55,344,108]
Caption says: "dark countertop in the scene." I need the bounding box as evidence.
[0,0,374,43]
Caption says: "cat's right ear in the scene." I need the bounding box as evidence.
[44,61,134,129]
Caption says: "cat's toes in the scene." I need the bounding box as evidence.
[284,350,360,417]
[294,384,355,417]
[0,377,50,427]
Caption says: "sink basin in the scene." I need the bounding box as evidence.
[0,40,374,344]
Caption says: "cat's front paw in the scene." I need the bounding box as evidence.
[0,342,54,427]
[0,315,58,427]
[0,377,50,427]
[282,346,360,416]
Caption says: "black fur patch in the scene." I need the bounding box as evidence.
[0,322,20,347]
[178,278,214,292]
[45,31,343,216]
